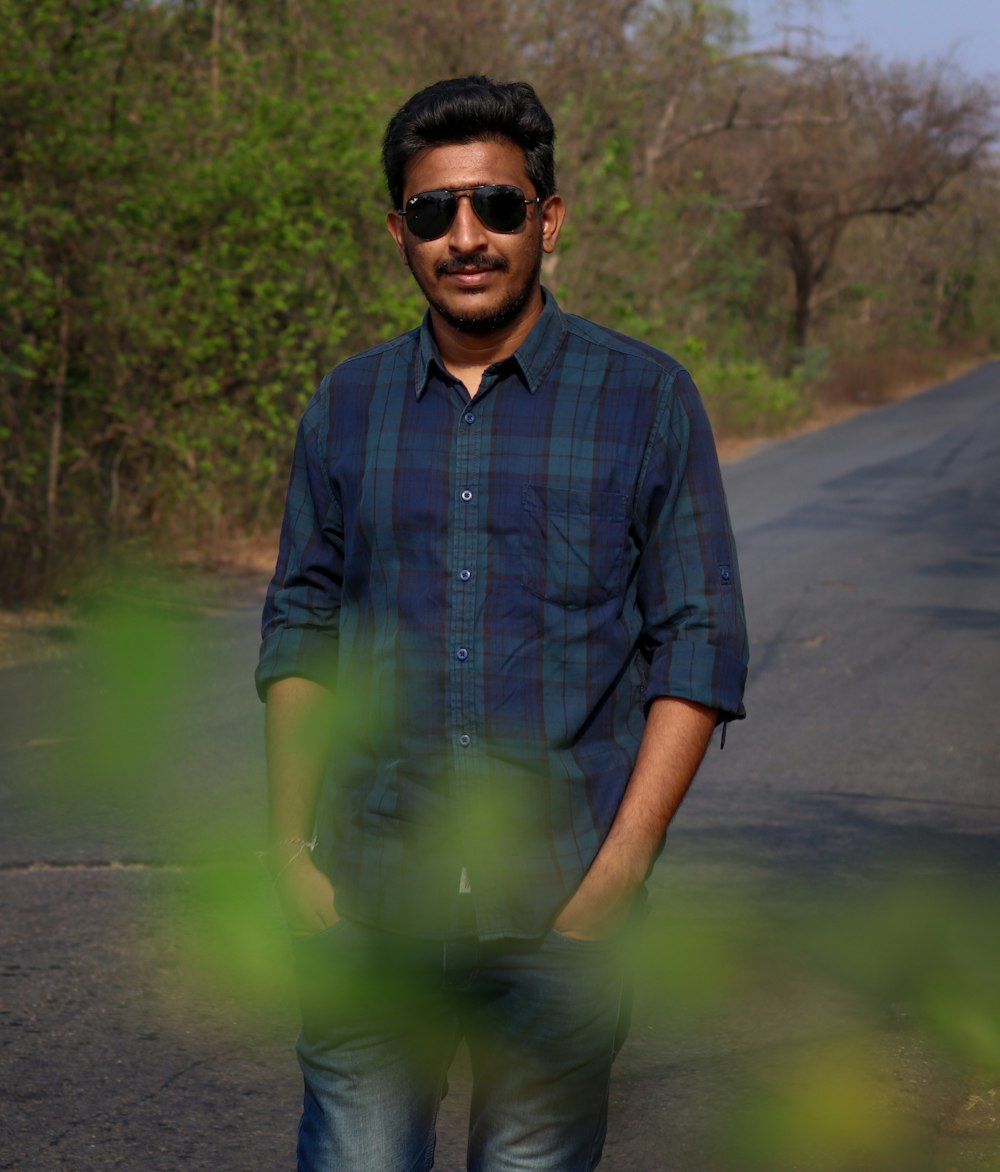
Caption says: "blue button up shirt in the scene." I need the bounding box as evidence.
[257,292,748,939]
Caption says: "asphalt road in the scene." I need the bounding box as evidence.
[2,362,998,1170]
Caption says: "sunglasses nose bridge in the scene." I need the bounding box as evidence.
[447,190,489,246]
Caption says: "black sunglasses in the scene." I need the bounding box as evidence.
[398,185,542,240]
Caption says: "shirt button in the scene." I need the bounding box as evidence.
[458,734,471,747]
[721,566,732,582]
[459,569,472,581]
[464,411,476,424]
[461,489,473,502]
[456,647,469,661]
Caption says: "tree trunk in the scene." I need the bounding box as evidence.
[792,272,812,355]
[211,0,223,111]
[44,297,71,588]
[786,236,815,365]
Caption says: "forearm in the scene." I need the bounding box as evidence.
[264,676,339,933]
[555,696,716,937]
[604,695,716,874]
[265,675,337,849]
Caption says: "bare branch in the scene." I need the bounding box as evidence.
[656,107,853,160]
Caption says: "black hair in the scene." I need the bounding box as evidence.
[382,75,557,210]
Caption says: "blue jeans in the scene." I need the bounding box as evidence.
[292,918,628,1171]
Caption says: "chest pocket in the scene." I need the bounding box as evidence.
[519,485,630,609]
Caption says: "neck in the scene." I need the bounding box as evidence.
[430,286,544,373]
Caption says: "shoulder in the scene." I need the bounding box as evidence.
[557,313,705,427]
[561,313,687,384]
[325,328,421,394]
[302,328,420,424]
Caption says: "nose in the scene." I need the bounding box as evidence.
[447,192,489,253]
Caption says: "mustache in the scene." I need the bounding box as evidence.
[436,253,508,276]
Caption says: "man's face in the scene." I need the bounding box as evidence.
[387,138,564,336]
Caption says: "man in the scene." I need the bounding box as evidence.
[257,75,748,1171]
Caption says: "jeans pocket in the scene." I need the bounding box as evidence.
[292,918,364,1031]
[546,925,618,951]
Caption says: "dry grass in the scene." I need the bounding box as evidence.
[816,343,991,411]
[714,347,995,464]
[0,536,278,669]
[172,532,279,578]
[0,608,80,669]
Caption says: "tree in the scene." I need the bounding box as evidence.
[724,57,998,357]
[0,0,410,600]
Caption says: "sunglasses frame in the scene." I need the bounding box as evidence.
[398,184,543,240]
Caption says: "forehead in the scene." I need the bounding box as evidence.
[403,139,532,199]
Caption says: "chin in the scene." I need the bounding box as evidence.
[432,284,536,336]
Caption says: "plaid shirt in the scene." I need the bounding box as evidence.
[257,292,748,939]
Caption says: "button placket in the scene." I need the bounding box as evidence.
[448,395,483,784]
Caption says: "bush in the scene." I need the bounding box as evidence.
[679,337,811,436]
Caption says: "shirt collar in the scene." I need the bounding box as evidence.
[414,287,565,399]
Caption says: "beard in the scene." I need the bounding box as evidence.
[404,239,544,336]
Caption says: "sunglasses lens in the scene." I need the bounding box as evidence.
[405,191,456,240]
[474,186,528,232]
[403,186,531,239]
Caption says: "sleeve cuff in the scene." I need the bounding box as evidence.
[255,626,339,701]
[643,638,747,723]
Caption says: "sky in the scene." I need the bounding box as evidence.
[736,0,1000,80]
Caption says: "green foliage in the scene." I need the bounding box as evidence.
[678,336,810,435]
[0,0,413,601]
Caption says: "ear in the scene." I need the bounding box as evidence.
[386,210,410,267]
[540,195,565,255]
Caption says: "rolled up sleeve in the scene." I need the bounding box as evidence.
[634,367,749,723]
[255,380,343,701]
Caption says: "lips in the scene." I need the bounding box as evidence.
[447,269,494,286]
